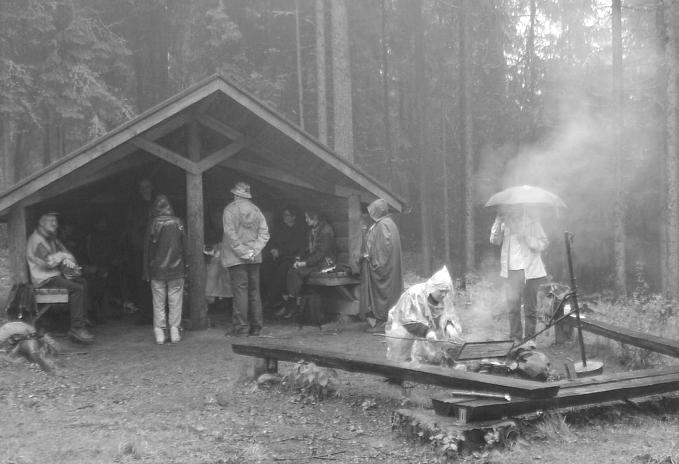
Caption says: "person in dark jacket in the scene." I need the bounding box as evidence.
[143,195,187,344]
[284,209,336,315]
[364,198,403,333]
[261,206,307,314]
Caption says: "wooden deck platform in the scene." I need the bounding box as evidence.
[432,365,679,423]
[230,338,560,399]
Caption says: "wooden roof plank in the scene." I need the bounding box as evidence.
[20,143,147,208]
[211,79,404,211]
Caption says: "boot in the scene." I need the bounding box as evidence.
[170,327,181,343]
[154,328,165,345]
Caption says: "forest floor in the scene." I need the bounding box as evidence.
[1,245,679,463]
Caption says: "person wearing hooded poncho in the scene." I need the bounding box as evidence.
[364,199,403,331]
[143,195,187,345]
[385,266,463,365]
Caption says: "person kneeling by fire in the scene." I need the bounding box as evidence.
[385,266,463,366]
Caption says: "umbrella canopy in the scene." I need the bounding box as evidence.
[484,185,566,208]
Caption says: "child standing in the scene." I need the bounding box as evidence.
[144,195,187,344]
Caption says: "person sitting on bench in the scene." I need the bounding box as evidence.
[282,209,336,318]
[26,212,95,344]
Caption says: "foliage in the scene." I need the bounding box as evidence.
[281,361,338,403]
[594,262,679,369]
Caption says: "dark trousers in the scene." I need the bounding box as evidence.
[286,266,317,298]
[42,276,90,329]
[229,263,263,333]
[261,257,294,305]
[506,270,545,341]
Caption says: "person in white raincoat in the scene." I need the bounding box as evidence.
[385,266,463,365]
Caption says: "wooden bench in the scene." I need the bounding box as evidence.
[32,287,69,323]
[231,338,560,400]
[305,270,360,300]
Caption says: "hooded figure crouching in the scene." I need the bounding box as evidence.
[385,266,463,365]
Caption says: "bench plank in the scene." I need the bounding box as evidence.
[231,338,559,399]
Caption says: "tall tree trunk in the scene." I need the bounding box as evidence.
[295,0,306,130]
[133,2,170,111]
[612,0,626,299]
[460,0,475,274]
[380,0,394,186]
[412,0,432,275]
[331,0,354,161]
[657,0,670,296]
[664,0,679,299]
[442,104,452,272]
[526,0,536,138]
[315,0,328,143]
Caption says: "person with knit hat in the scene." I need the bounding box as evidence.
[220,181,270,336]
[384,266,463,365]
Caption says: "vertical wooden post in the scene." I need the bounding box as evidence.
[186,121,208,330]
[8,205,28,284]
[347,194,361,275]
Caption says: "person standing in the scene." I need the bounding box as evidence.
[143,195,187,345]
[363,198,403,333]
[490,205,548,343]
[26,212,95,344]
[221,182,270,336]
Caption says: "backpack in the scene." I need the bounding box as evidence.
[3,283,36,322]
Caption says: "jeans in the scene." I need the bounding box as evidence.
[506,270,545,341]
[151,278,184,329]
[229,263,263,333]
[41,276,90,329]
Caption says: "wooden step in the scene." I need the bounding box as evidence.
[433,366,679,423]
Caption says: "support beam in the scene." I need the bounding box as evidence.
[8,206,28,284]
[197,138,247,173]
[131,136,199,175]
[197,114,243,141]
[186,121,208,330]
[347,194,362,274]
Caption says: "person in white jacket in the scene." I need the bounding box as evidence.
[221,182,270,337]
[490,205,549,342]
[385,266,462,365]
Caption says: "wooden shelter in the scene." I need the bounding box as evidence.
[0,75,405,329]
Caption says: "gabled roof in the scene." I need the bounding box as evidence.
[0,74,405,218]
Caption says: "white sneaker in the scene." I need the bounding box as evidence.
[170,327,181,343]
[154,328,165,345]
